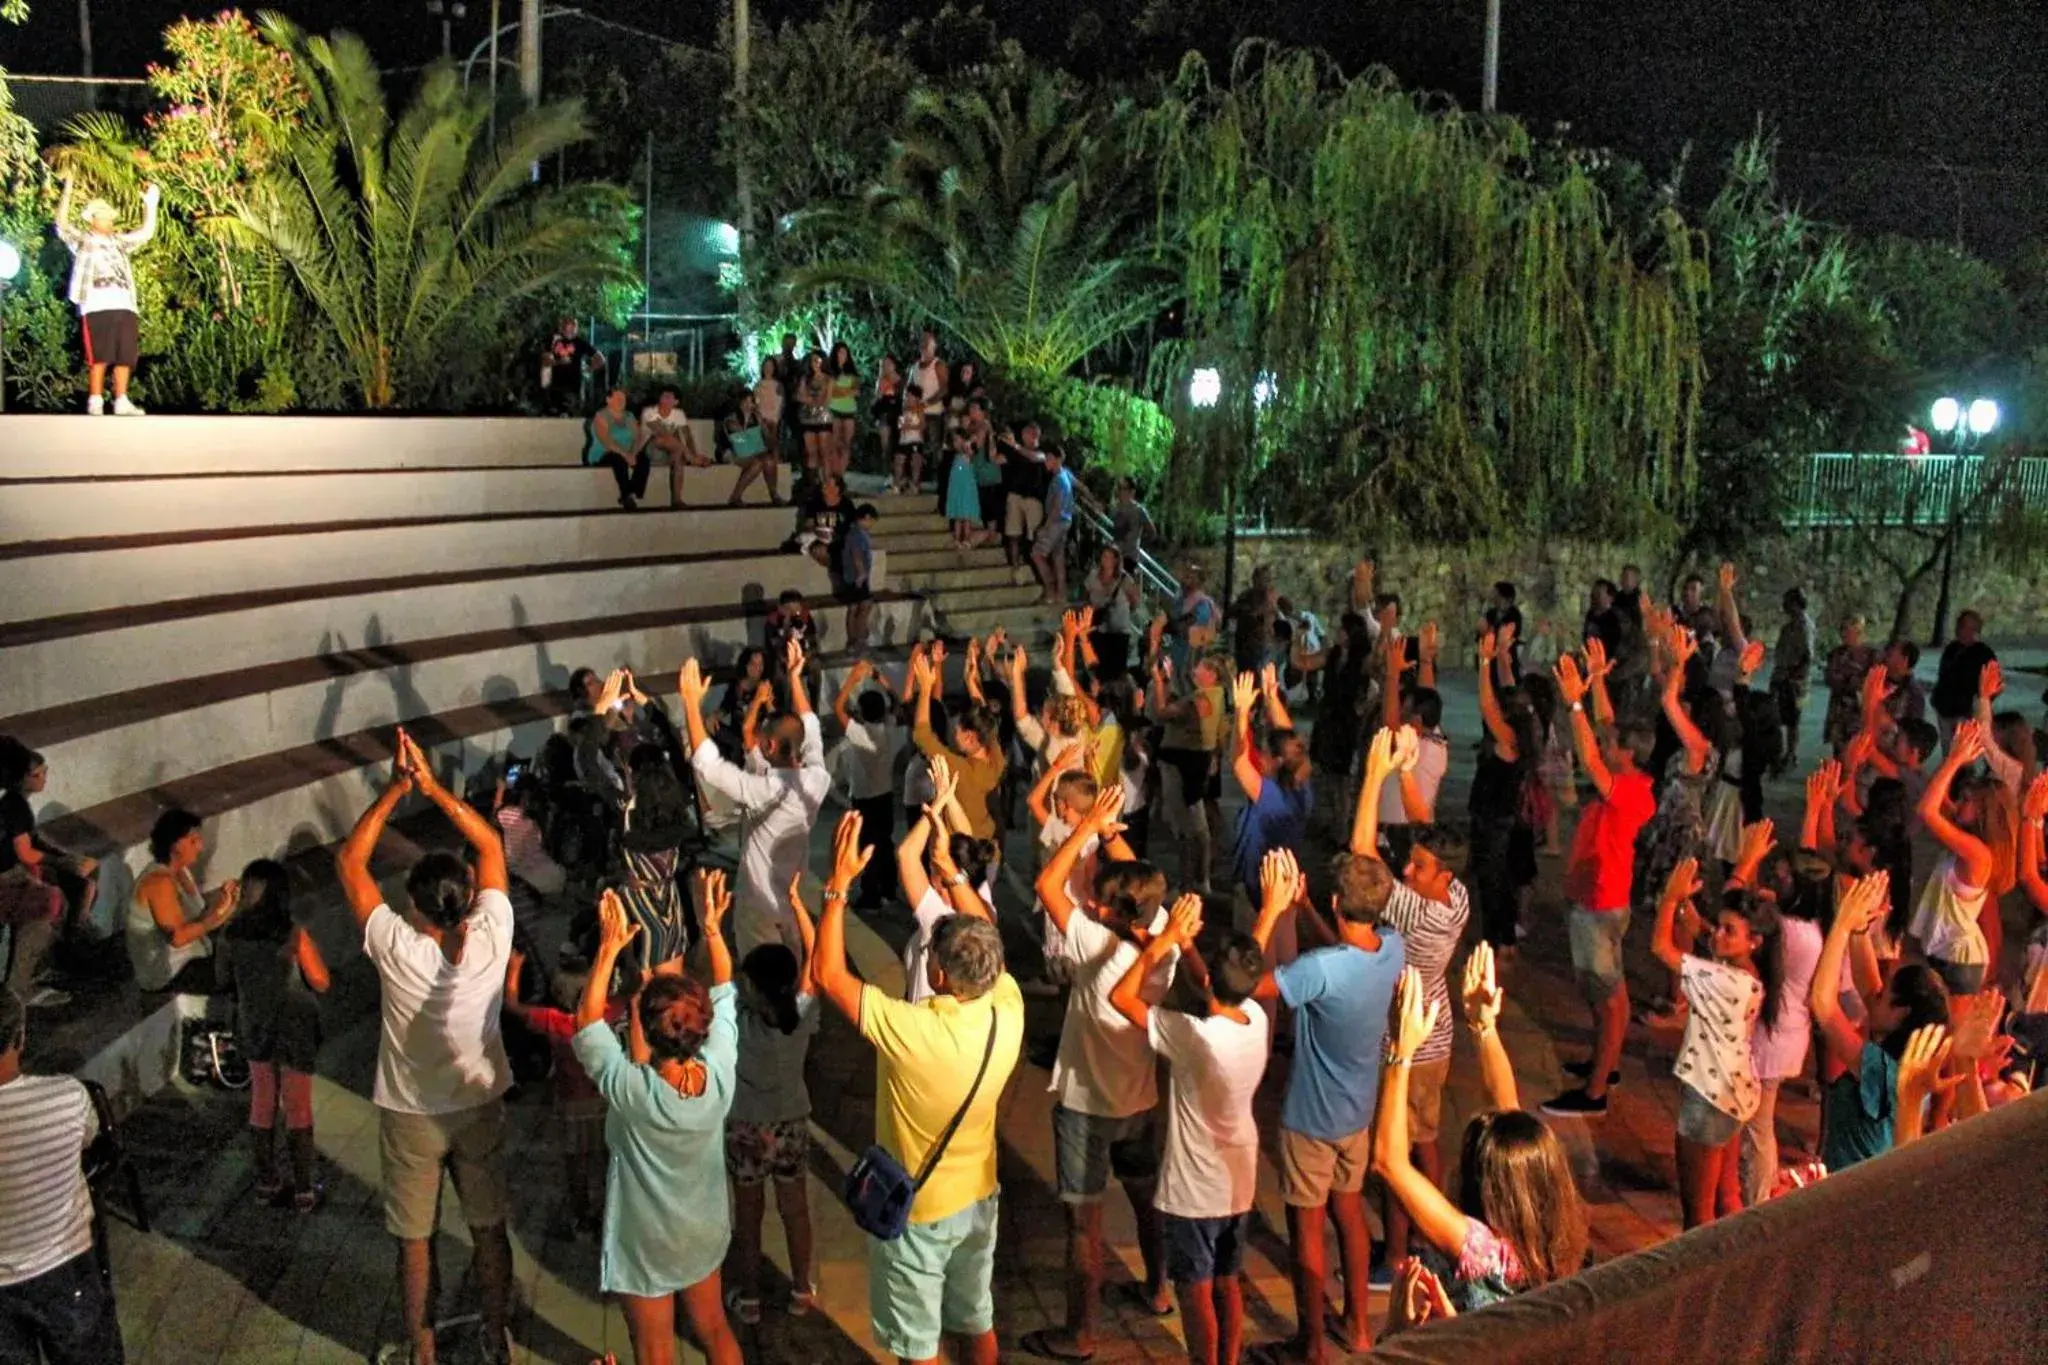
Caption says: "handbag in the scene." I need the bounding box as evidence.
[729,425,767,459]
[180,1018,251,1090]
[844,1011,999,1241]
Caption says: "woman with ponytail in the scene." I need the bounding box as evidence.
[722,876,825,1324]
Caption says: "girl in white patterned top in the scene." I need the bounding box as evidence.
[1910,720,2008,996]
[1649,857,1782,1230]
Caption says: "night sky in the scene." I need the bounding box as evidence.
[5,0,2044,256]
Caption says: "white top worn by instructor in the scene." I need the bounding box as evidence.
[681,638,832,954]
[53,175,159,416]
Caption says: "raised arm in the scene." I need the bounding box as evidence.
[963,638,988,708]
[1350,727,1399,858]
[833,657,873,731]
[926,818,991,921]
[1416,621,1439,691]
[1893,1024,1953,1148]
[1812,872,1888,1071]
[1476,630,1519,761]
[400,729,507,894]
[1583,636,1616,726]
[2020,774,2048,915]
[809,812,872,1023]
[337,756,413,926]
[1716,561,1749,655]
[1381,627,1406,732]
[1372,967,1468,1259]
[1037,786,1125,937]
[1110,895,1199,1031]
[1919,721,1995,888]
[1649,857,1703,975]
[1726,818,1775,892]
[1248,849,1303,1006]
[1661,629,1713,774]
[1463,943,1517,1113]
[1258,662,1294,732]
[1803,761,1842,852]
[696,869,735,988]
[784,636,814,720]
[1027,744,1084,828]
[1554,652,1612,798]
[578,889,638,1030]
[1229,671,1265,803]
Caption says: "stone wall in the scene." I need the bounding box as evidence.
[1174,529,2048,658]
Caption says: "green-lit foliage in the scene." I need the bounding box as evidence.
[1145,45,1705,544]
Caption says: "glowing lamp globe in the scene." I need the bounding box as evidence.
[1189,368,1222,409]
[1930,396,1961,435]
[1968,399,1999,436]
[0,240,20,283]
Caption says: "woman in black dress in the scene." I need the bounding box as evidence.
[222,859,331,1210]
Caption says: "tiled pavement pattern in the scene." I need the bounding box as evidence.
[105,673,1872,1363]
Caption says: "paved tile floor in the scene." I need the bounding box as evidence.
[104,671,1852,1363]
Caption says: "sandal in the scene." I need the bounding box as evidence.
[1020,1328,1095,1362]
[787,1283,821,1317]
[723,1286,761,1326]
[1106,1281,1175,1316]
[292,1183,325,1214]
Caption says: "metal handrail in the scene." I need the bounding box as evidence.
[1072,480,1180,607]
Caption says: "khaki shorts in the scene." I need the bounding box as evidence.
[1276,1124,1371,1207]
[378,1100,510,1240]
[1005,492,1044,539]
[1405,1055,1452,1146]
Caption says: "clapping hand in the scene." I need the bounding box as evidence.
[1390,725,1420,772]
[1389,1259,1456,1335]
[1736,818,1776,869]
[1981,659,2004,701]
[1897,1023,1956,1111]
[1662,856,1705,909]
[1165,893,1204,947]
[1950,718,1988,766]
[829,810,872,890]
[1230,671,1257,718]
[1554,652,1589,706]
[1807,760,1843,812]
[1418,621,1440,663]
[676,658,709,711]
[1259,847,1302,914]
[1584,636,1611,681]
[2024,771,2048,823]
[1083,784,1127,839]
[1837,870,1891,934]
[1476,628,1498,664]
[784,633,807,679]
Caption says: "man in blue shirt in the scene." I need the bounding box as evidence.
[1249,848,1404,1362]
[1031,446,1077,606]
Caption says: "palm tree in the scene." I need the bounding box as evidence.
[795,69,1173,380]
[231,19,635,408]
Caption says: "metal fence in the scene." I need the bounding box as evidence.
[1790,452,2048,529]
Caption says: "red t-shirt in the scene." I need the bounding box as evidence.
[523,1004,625,1103]
[1563,768,1653,912]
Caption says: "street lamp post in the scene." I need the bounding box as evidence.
[1927,393,2001,645]
[427,0,467,60]
[0,240,21,414]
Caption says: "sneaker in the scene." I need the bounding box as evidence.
[25,986,72,1009]
[1564,1060,1623,1088]
[1539,1086,1610,1118]
[86,394,104,416]
[724,1286,761,1326]
[111,395,144,416]
[787,1284,820,1317]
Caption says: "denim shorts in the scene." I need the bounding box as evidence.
[1162,1211,1250,1285]
[1052,1106,1158,1202]
[1676,1082,1740,1148]
[1568,905,1630,1005]
[869,1192,1000,1360]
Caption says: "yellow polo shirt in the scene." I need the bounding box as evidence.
[858,975,1025,1224]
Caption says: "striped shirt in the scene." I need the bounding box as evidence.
[0,1073,97,1286]
[1382,879,1471,1065]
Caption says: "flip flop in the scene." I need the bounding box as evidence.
[1019,1328,1096,1362]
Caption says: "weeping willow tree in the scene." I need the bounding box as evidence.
[1147,46,1707,542]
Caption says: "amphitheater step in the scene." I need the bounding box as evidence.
[890,562,1031,593]
[6,593,924,815]
[928,601,1067,643]
[0,461,787,545]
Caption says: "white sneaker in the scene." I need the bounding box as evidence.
[86,394,103,416]
[111,396,145,416]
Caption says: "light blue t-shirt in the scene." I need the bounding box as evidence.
[1044,466,1076,524]
[572,982,738,1297]
[1273,934,1406,1141]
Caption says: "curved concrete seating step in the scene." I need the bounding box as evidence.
[4,590,922,815]
[0,460,772,544]
[0,413,710,476]
[888,558,1028,592]
[0,501,802,624]
[1,541,874,715]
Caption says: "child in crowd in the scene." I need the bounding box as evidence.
[893,757,997,1002]
[725,886,824,1324]
[1648,858,1781,1228]
[1109,893,1269,1365]
[832,658,905,910]
[897,381,927,491]
[944,428,982,550]
[1027,755,1102,983]
[504,945,627,1238]
[1910,720,2007,995]
[222,859,330,1211]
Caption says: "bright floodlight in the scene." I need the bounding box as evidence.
[707,221,741,257]
[0,240,19,283]
[1930,396,1961,435]
[1968,399,2000,436]
[1190,367,1221,409]
[1253,372,1276,409]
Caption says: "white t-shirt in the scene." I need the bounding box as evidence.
[1149,1003,1271,1219]
[0,1074,97,1287]
[1380,728,1450,826]
[640,404,693,456]
[1675,954,1763,1123]
[364,888,515,1115]
[1050,913,1178,1118]
[904,882,996,1003]
[690,717,832,955]
[1036,815,1098,961]
[1752,916,1820,1081]
[835,716,902,803]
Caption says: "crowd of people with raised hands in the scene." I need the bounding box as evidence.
[8,537,2048,1365]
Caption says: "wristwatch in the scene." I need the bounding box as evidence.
[947,872,969,887]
